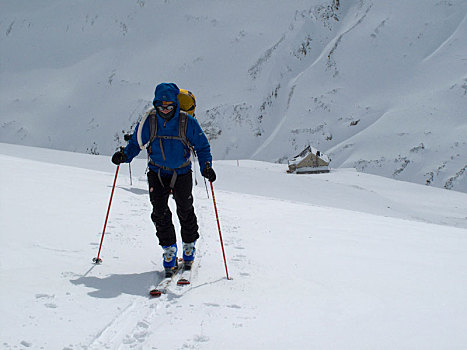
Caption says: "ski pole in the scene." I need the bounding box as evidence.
[204,177,210,199]
[124,134,133,186]
[209,181,230,280]
[93,164,120,264]
[128,163,133,186]
[193,153,199,186]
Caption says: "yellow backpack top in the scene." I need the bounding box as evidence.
[178,89,196,116]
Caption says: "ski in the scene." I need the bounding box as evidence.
[177,261,193,286]
[149,259,183,297]
[177,277,190,285]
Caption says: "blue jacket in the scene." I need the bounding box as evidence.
[123,83,212,176]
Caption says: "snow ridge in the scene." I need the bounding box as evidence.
[1,0,466,193]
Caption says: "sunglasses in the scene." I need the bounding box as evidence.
[156,105,175,112]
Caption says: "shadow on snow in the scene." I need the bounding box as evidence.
[115,186,148,196]
[70,271,163,298]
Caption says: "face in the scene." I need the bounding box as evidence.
[156,103,175,115]
[156,102,176,120]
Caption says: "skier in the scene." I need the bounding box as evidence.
[111,82,216,277]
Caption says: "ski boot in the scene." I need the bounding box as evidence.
[162,243,178,277]
[182,241,196,271]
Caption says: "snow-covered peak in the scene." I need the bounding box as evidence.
[1,0,466,192]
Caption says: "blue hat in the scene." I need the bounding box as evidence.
[153,83,180,108]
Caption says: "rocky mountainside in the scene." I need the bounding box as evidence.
[1,0,466,191]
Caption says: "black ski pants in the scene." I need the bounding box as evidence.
[147,170,199,247]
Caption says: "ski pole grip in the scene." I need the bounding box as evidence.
[124,134,132,142]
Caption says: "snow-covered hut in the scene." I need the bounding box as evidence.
[287,145,330,174]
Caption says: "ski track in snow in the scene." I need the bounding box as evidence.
[82,186,250,350]
[2,148,467,349]
[84,187,212,350]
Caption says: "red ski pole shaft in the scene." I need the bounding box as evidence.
[94,165,120,264]
[210,181,230,280]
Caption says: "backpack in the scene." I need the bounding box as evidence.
[136,90,197,187]
[136,89,197,151]
[146,109,191,155]
[178,89,196,117]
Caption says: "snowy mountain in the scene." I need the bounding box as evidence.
[1,143,467,349]
[1,0,466,192]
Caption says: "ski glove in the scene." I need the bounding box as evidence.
[111,150,127,165]
[202,167,216,182]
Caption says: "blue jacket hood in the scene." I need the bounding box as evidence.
[153,83,180,107]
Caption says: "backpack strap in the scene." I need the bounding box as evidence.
[147,109,158,154]
[136,108,157,150]
[137,109,192,150]
[178,111,191,148]
[145,110,192,188]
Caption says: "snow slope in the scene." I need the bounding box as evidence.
[1,143,467,349]
[1,0,466,192]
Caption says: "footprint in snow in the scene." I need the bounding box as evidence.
[122,321,151,346]
[35,294,58,308]
[194,335,210,343]
[35,293,54,299]
[204,302,220,307]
